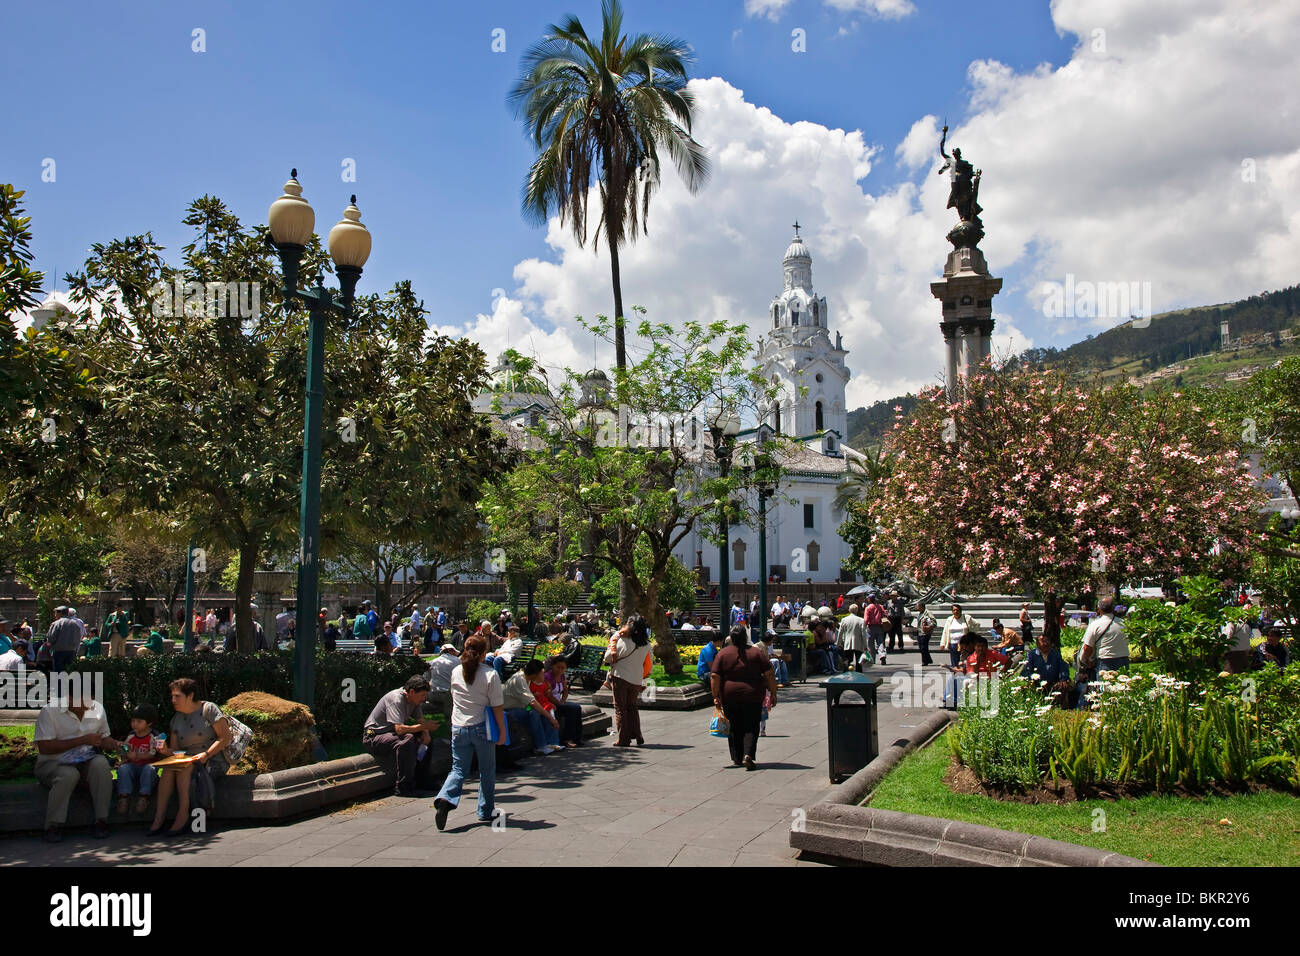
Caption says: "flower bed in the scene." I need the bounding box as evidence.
[949,668,1300,794]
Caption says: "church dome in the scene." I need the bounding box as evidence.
[489,353,546,395]
[783,237,811,261]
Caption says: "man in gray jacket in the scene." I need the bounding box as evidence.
[45,607,83,674]
[838,604,868,672]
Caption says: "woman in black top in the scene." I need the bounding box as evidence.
[709,625,778,770]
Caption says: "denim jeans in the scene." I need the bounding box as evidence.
[436,722,496,820]
[770,659,790,684]
[488,654,508,680]
[506,706,558,751]
[868,627,886,662]
[115,760,157,796]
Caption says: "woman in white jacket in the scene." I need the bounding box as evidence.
[940,604,979,669]
[603,614,652,747]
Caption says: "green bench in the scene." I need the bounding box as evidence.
[568,644,607,691]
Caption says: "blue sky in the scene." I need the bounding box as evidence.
[6,1,1296,405]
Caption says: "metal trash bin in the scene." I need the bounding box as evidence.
[819,672,881,784]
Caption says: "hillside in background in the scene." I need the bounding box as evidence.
[846,395,919,450]
[846,284,1300,442]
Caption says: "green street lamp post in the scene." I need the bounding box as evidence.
[746,423,778,638]
[708,410,740,633]
[268,170,372,706]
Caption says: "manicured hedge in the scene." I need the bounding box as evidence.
[71,651,428,744]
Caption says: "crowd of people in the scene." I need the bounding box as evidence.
[13,582,1294,842]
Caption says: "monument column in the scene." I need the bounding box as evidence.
[930,126,1001,400]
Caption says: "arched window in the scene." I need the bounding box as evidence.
[791,307,799,326]
[774,403,782,434]
[772,304,779,328]
[812,299,819,325]
[815,400,824,431]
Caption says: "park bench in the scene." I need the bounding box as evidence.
[501,640,541,677]
[568,645,607,691]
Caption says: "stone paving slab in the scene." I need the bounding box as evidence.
[1,657,943,867]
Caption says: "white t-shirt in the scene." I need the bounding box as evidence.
[0,649,26,671]
[35,700,110,743]
[1083,613,1128,659]
[605,635,650,685]
[680,622,696,631]
[449,663,504,728]
[1223,621,1253,653]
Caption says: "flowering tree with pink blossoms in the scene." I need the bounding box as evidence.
[848,368,1264,643]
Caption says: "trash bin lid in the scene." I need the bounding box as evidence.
[817,672,882,688]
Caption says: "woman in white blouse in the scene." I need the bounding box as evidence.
[603,614,652,747]
[433,635,506,831]
[940,603,978,669]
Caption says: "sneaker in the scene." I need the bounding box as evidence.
[743,757,757,771]
[880,655,887,665]
[433,798,452,831]
[115,796,129,816]
[133,796,150,815]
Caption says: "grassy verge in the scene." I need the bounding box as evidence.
[867,732,1300,866]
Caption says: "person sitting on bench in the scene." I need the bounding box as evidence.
[362,675,443,797]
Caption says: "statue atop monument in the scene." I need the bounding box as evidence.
[937,125,984,247]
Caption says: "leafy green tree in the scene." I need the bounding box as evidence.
[5,196,501,650]
[5,513,108,630]
[510,0,709,377]
[484,315,777,673]
[589,541,695,618]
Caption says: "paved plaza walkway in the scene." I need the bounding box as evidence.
[4,660,944,867]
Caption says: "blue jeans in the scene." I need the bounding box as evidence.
[770,658,790,684]
[115,761,157,796]
[506,706,558,751]
[489,655,508,680]
[436,722,496,820]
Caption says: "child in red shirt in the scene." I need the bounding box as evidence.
[116,702,166,815]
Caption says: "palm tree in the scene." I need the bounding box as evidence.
[510,0,710,379]
[834,445,895,514]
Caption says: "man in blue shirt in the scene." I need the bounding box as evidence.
[1021,632,1072,707]
[365,601,380,636]
[696,633,724,688]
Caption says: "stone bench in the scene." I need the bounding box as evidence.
[0,705,611,833]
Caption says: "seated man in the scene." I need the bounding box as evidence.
[808,619,841,675]
[362,675,443,797]
[696,632,724,689]
[502,659,560,755]
[1253,627,1290,669]
[425,643,461,718]
[34,685,119,842]
[1020,631,1072,707]
[373,635,393,656]
[0,636,28,671]
[488,623,525,679]
[765,630,791,686]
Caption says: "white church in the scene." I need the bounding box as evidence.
[671,224,859,585]
[474,225,863,585]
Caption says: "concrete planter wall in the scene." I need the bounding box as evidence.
[591,682,712,711]
[789,711,1159,867]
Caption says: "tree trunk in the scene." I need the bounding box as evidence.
[1043,591,1062,646]
[609,234,626,377]
[632,578,682,676]
[234,537,260,652]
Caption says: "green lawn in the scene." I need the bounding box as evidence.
[1,725,34,740]
[867,733,1300,866]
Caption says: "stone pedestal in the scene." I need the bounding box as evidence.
[930,242,1002,400]
[252,571,295,642]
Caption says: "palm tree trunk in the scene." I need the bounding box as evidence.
[608,232,626,375]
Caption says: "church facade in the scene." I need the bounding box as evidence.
[471,226,862,587]
[671,226,859,586]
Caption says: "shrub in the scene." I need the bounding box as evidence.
[0,733,37,780]
[466,598,503,627]
[1122,575,1242,680]
[72,651,427,745]
[223,691,317,775]
[534,576,581,610]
